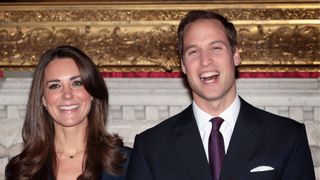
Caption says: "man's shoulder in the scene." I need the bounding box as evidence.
[241,97,303,130]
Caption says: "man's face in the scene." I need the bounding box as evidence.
[181,19,241,114]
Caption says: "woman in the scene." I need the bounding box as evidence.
[6,45,129,180]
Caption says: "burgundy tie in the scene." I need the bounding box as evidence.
[209,117,225,180]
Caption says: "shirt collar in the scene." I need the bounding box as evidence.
[193,95,240,131]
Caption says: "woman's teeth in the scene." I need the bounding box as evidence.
[59,105,79,110]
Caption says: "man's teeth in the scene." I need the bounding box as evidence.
[59,105,79,110]
[200,72,219,80]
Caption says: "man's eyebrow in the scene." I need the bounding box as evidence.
[184,40,227,51]
[209,40,227,46]
[184,45,197,52]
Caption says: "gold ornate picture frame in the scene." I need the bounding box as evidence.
[0,1,319,75]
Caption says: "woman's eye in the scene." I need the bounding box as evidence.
[73,80,83,87]
[48,84,60,89]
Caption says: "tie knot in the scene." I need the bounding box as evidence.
[210,117,224,132]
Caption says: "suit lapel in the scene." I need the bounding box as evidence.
[220,98,264,180]
[172,105,212,180]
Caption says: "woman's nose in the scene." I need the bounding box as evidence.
[62,86,73,99]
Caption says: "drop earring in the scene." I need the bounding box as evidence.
[42,97,47,110]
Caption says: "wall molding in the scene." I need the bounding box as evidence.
[0,77,319,178]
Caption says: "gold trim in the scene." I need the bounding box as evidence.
[0,2,319,73]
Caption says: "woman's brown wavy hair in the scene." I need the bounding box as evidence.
[5,45,127,180]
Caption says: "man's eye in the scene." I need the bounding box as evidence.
[212,46,223,50]
[48,84,60,89]
[73,80,83,86]
[187,50,198,56]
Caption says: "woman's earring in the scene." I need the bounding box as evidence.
[42,97,47,110]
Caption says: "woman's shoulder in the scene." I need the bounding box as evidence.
[100,146,132,180]
[122,146,132,159]
[101,171,126,180]
[122,146,132,168]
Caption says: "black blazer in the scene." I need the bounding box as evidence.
[126,97,315,180]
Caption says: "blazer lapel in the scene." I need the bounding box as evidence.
[220,98,264,180]
[172,105,212,180]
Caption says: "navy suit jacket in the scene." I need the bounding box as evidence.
[126,97,315,180]
[6,146,131,180]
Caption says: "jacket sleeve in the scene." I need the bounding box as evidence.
[126,134,153,180]
[282,124,316,180]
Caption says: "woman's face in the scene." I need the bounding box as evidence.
[42,58,92,128]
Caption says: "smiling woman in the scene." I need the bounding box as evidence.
[42,58,92,129]
[5,45,130,180]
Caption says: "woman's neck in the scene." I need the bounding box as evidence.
[54,124,87,155]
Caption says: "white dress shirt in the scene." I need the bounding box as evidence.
[193,95,240,161]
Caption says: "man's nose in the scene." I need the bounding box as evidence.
[200,50,213,66]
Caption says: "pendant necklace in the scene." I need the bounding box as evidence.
[58,148,85,159]
[68,148,85,159]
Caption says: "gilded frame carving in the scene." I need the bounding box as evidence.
[0,1,319,73]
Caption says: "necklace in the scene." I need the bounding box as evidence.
[57,148,85,159]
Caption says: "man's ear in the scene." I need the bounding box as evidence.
[233,48,241,66]
[181,59,187,74]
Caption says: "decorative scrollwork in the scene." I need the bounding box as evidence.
[0,24,180,71]
[0,3,319,72]
[1,8,319,22]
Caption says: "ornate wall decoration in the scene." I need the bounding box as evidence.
[0,2,319,73]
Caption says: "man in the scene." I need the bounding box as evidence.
[126,10,315,180]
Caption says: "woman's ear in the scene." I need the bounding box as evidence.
[42,96,47,108]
